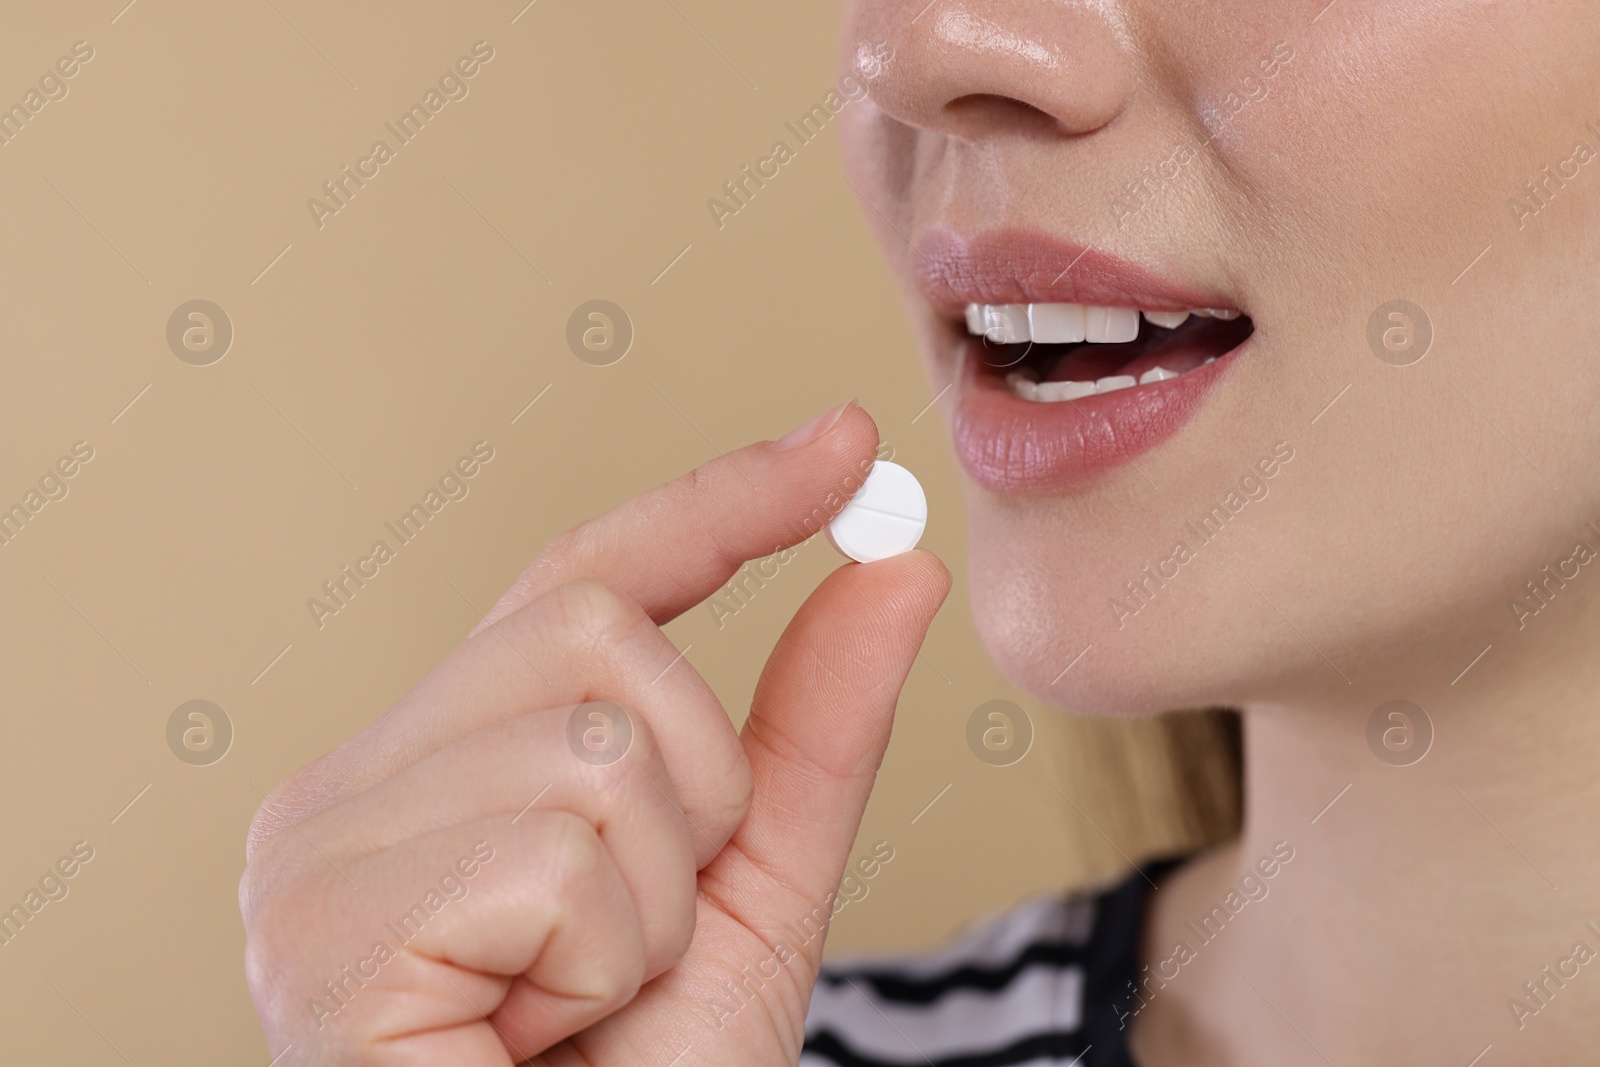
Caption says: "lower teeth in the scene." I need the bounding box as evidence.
[1005,359,1214,402]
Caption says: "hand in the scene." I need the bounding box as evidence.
[240,401,951,1065]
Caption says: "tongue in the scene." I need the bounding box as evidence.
[1040,317,1251,382]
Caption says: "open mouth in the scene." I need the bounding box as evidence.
[963,302,1256,401]
[914,227,1253,494]
[949,299,1257,494]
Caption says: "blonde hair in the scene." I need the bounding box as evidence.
[1057,708,1242,885]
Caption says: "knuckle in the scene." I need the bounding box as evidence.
[675,464,741,560]
[245,780,308,862]
[244,803,286,862]
[718,749,756,828]
[596,956,647,1016]
[245,755,348,862]
[241,875,357,1037]
[534,579,652,662]
[242,880,289,953]
[660,885,696,965]
[489,575,648,669]
[538,815,646,1005]
[601,942,648,1012]
[237,858,270,930]
[241,920,282,1006]
[681,460,718,503]
[545,809,608,893]
[565,703,660,790]
[239,821,321,929]
[615,705,658,766]
[544,577,648,649]
[241,871,314,969]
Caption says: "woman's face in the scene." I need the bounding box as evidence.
[838,1,1600,713]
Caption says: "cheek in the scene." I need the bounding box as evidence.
[838,101,921,244]
[1215,1,1600,295]
[1192,2,1600,640]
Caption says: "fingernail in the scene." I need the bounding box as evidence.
[775,399,855,451]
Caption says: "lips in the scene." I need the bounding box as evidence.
[917,228,1253,494]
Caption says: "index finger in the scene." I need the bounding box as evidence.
[472,399,881,635]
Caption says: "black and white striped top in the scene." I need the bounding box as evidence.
[803,862,1171,1067]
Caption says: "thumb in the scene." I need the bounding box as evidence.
[729,548,950,960]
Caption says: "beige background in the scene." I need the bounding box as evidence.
[0,2,1221,1061]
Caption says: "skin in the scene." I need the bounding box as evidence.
[245,1,1600,1063]
[241,405,952,1065]
[837,0,1600,1063]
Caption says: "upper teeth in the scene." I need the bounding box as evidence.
[964,303,1238,343]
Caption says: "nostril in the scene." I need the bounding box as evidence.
[945,93,1073,138]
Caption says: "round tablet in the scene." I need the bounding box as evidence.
[826,461,927,563]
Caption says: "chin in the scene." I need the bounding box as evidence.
[964,520,1176,716]
[961,497,1344,717]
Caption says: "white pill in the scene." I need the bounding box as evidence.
[826,461,927,563]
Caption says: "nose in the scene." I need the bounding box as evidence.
[847,0,1136,140]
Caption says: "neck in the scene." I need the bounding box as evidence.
[1134,598,1600,1064]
